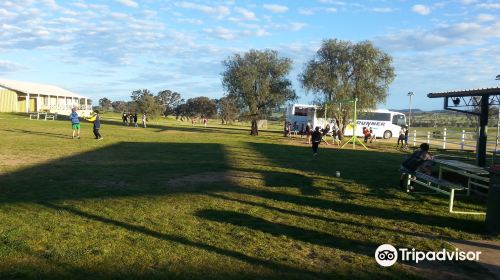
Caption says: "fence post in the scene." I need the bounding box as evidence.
[461,130,465,151]
[413,130,417,147]
[443,127,447,149]
[427,131,430,144]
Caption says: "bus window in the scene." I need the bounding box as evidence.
[294,107,308,116]
[358,112,390,121]
[392,114,406,126]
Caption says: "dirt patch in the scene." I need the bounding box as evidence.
[167,171,263,187]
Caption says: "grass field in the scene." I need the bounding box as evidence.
[0,113,497,280]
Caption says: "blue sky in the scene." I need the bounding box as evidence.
[0,0,499,110]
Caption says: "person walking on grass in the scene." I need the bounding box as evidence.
[142,113,147,128]
[397,126,405,147]
[311,126,322,156]
[404,126,409,148]
[86,110,103,140]
[203,116,208,128]
[69,108,80,139]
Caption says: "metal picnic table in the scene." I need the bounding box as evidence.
[434,158,490,195]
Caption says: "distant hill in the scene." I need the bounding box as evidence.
[389,109,448,113]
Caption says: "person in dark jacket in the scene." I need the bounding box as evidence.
[122,112,128,126]
[86,110,103,140]
[133,113,138,127]
[311,126,322,156]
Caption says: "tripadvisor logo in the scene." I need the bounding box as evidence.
[375,244,482,267]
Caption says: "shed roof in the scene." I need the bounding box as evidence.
[0,79,86,99]
[428,87,500,98]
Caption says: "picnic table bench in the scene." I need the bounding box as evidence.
[29,112,57,120]
[434,158,490,195]
[401,167,485,215]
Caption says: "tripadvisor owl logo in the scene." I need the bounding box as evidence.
[374,243,482,267]
[375,244,398,267]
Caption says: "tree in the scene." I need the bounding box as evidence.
[130,89,163,118]
[156,90,182,116]
[299,39,395,135]
[99,98,112,112]
[217,96,238,124]
[187,96,217,118]
[111,101,127,112]
[222,49,296,135]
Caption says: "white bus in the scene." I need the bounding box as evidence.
[285,104,335,131]
[344,109,406,139]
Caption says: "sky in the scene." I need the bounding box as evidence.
[0,0,499,111]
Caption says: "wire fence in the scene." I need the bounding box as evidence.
[411,127,500,153]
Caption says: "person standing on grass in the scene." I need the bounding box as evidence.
[404,126,409,148]
[86,110,103,140]
[305,123,311,144]
[397,126,405,147]
[203,116,207,128]
[142,113,147,128]
[133,113,138,127]
[369,128,376,143]
[69,108,80,139]
[122,112,128,126]
[311,126,322,156]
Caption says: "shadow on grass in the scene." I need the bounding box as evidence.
[1,128,70,139]
[197,209,377,257]
[37,202,322,279]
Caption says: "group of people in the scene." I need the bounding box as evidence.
[285,122,342,146]
[191,116,208,127]
[122,112,147,128]
[70,108,102,140]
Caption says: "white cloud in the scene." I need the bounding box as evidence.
[372,7,395,13]
[477,13,495,22]
[263,4,289,13]
[234,7,256,20]
[204,26,236,40]
[298,8,315,15]
[461,0,477,4]
[177,2,230,19]
[0,60,26,73]
[375,20,500,52]
[289,22,306,31]
[325,7,337,13]
[477,3,500,9]
[412,4,431,15]
[116,0,139,8]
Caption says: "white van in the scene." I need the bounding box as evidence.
[343,109,406,139]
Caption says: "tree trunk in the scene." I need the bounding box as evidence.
[250,119,259,136]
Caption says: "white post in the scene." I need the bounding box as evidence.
[413,130,417,147]
[47,94,51,109]
[427,131,430,144]
[26,93,30,112]
[84,98,88,110]
[443,127,447,149]
[461,130,465,151]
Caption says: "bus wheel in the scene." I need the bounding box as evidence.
[383,130,392,139]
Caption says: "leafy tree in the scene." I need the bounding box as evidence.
[217,96,238,124]
[299,39,395,135]
[188,97,217,118]
[174,101,191,121]
[129,89,162,118]
[222,49,296,135]
[111,101,127,112]
[156,90,182,116]
[99,98,112,111]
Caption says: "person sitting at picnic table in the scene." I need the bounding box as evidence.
[399,143,434,188]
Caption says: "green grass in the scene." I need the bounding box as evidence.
[0,113,496,280]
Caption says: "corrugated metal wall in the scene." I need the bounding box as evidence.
[0,89,18,112]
